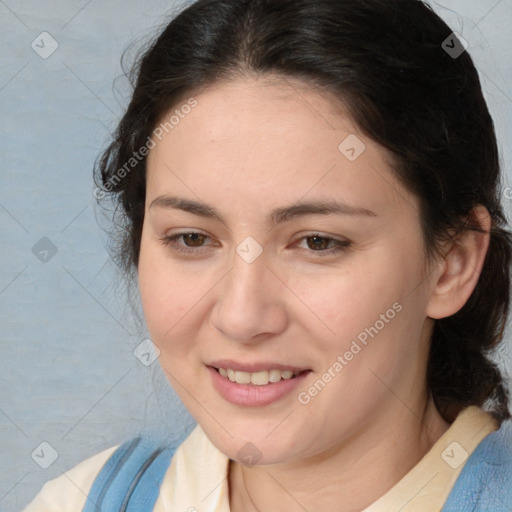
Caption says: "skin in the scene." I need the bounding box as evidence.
[138,75,491,511]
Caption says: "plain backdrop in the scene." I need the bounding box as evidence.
[1,1,511,510]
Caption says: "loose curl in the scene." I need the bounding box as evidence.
[94,0,512,423]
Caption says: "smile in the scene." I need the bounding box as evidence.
[216,367,305,386]
[208,365,312,407]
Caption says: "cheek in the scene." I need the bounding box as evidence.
[291,263,403,346]
[138,243,195,350]
[137,246,231,376]
[139,286,181,345]
[300,248,425,368]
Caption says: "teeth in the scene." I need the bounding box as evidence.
[251,371,269,385]
[269,369,282,382]
[218,368,301,386]
[235,371,251,384]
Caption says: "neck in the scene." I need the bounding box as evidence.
[229,395,450,512]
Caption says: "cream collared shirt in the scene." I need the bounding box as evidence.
[23,406,497,512]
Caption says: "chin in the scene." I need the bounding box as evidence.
[202,419,305,465]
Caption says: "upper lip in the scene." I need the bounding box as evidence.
[208,359,310,373]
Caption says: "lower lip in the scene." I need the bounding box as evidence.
[208,366,311,407]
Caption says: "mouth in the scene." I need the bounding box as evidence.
[210,366,311,386]
[207,363,312,406]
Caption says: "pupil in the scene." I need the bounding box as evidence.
[186,233,203,246]
[309,236,327,250]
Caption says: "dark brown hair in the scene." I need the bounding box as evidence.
[94,0,512,423]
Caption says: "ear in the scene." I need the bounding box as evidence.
[426,205,491,320]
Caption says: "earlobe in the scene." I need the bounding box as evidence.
[426,205,491,320]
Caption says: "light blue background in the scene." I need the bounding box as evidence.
[1,1,511,510]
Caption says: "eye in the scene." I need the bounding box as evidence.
[158,231,213,254]
[294,234,351,257]
[159,231,351,257]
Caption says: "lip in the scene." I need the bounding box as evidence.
[208,359,309,373]
[207,365,312,407]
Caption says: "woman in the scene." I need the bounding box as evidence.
[23,0,512,510]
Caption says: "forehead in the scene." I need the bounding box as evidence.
[145,76,417,221]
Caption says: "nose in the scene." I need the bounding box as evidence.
[211,246,288,344]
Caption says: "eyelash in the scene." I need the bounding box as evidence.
[158,232,351,257]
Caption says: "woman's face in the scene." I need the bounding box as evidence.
[138,76,440,464]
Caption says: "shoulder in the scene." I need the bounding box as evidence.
[22,444,119,512]
[23,434,182,512]
[443,418,512,511]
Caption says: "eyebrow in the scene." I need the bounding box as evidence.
[149,195,377,225]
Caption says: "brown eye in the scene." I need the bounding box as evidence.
[182,233,207,247]
[306,235,331,251]
[159,231,213,254]
[295,233,351,257]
